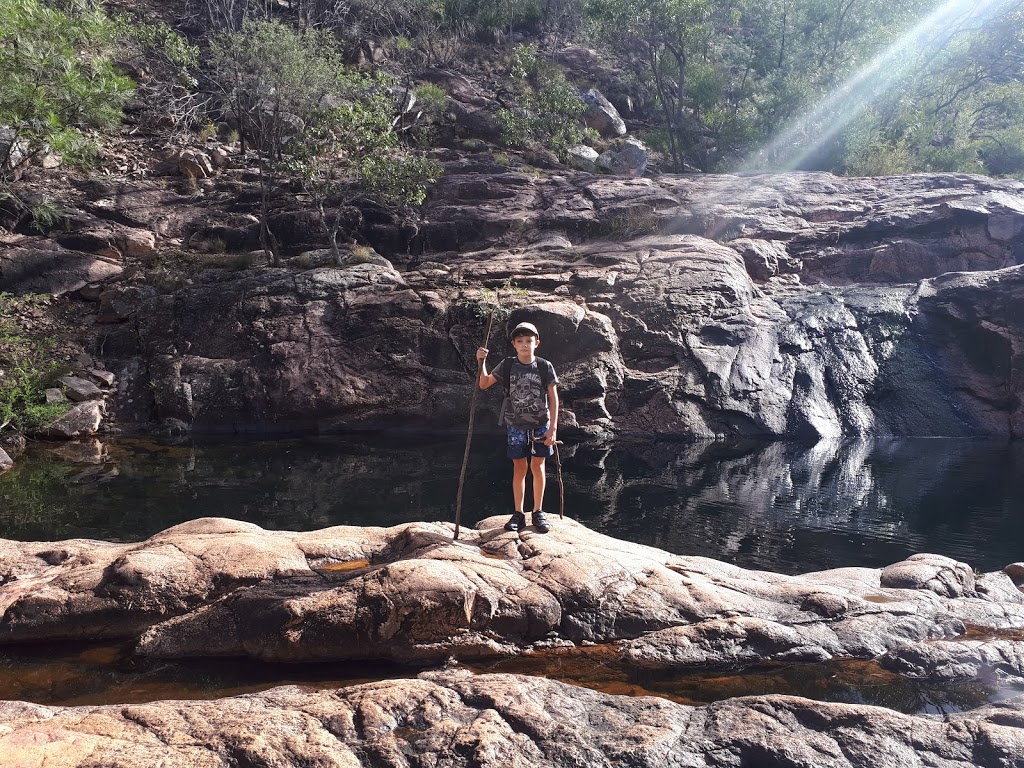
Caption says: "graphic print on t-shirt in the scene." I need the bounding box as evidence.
[503,360,548,428]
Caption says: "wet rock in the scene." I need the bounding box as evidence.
[47,439,105,464]
[879,638,1024,683]
[730,237,801,280]
[70,170,1024,440]
[1,518,1022,681]
[1,671,1024,767]
[0,448,12,473]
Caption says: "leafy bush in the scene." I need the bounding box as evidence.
[0,0,134,180]
[114,17,203,138]
[496,44,587,159]
[206,20,442,264]
[0,294,69,433]
[414,83,449,115]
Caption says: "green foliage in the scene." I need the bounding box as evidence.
[0,0,134,179]
[207,20,347,159]
[585,0,1024,176]
[586,0,743,170]
[114,16,200,89]
[465,279,528,322]
[206,20,442,262]
[414,83,449,115]
[0,294,69,433]
[496,44,587,159]
[26,200,66,233]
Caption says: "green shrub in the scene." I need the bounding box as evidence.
[495,44,586,160]
[0,0,135,180]
[0,294,70,433]
[414,83,448,115]
[206,20,442,264]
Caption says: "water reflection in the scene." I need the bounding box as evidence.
[0,640,409,707]
[2,435,1023,574]
[4,640,1017,715]
[472,651,1020,716]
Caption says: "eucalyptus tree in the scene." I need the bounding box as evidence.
[586,0,750,170]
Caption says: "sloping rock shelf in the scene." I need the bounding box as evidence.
[3,517,1024,764]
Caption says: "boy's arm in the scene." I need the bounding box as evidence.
[476,347,498,389]
[544,383,559,445]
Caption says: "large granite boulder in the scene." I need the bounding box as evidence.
[582,87,627,137]
[3,517,1024,687]
[2,671,1024,767]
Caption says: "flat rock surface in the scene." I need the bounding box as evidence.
[2,670,1024,767]
[3,518,1024,687]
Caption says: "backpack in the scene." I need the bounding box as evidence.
[497,356,555,427]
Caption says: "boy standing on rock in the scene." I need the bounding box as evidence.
[476,321,559,533]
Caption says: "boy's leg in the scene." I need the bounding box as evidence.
[505,426,530,531]
[529,425,554,533]
[512,458,528,512]
[529,456,546,512]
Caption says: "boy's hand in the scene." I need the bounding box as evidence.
[543,428,557,446]
[476,347,489,363]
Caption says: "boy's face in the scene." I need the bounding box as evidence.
[512,332,539,359]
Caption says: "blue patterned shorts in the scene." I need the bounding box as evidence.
[506,424,554,460]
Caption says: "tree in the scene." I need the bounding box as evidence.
[205,20,441,264]
[0,0,134,182]
[587,0,744,170]
[289,72,443,262]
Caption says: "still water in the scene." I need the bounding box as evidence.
[2,435,1023,574]
[3,435,1024,712]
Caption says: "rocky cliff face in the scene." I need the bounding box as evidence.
[84,169,1024,439]
[12,167,1024,439]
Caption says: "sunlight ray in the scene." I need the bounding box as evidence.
[737,0,1010,173]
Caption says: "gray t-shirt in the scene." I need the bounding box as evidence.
[492,357,558,429]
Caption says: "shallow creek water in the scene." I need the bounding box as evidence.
[3,435,1024,712]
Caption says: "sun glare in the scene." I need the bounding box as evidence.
[737,0,1012,174]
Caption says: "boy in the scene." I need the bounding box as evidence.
[476,321,559,533]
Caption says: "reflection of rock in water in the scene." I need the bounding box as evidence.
[563,438,1024,573]
[5,436,1024,573]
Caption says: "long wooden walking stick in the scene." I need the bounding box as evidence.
[533,436,565,520]
[454,310,496,540]
[554,441,564,520]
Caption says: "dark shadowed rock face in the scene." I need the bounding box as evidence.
[87,171,1024,438]
[2,671,1024,767]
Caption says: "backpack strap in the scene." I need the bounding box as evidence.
[501,357,515,397]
